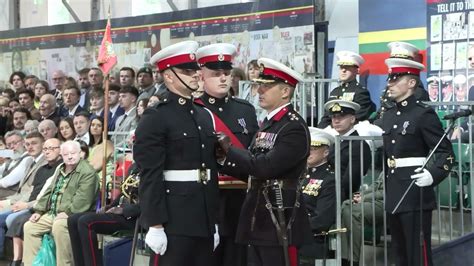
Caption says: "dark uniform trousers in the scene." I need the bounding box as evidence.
[299,163,336,264]
[198,92,258,266]
[68,211,136,266]
[135,90,219,266]
[380,95,453,266]
[221,104,311,266]
[318,79,375,128]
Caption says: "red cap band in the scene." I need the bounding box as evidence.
[389,67,421,75]
[263,67,298,87]
[198,54,232,66]
[156,53,196,70]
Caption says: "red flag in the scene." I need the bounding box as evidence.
[97,18,117,75]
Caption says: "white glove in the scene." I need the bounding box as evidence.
[145,227,167,255]
[213,224,220,251]
[411,168,434,187]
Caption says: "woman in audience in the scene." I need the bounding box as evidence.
[136,98,149,120]
[33,80,49,109]
[241,59,267,125]
[230,67,246,96]
[88,117,114,171]
[58,117,76,141]
[147,95,159,107]
[8,98,20,111]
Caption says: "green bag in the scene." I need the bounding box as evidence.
[32,234,56,266]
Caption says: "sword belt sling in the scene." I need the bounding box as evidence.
[261,180,302,266]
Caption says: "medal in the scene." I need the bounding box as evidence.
[238,118,249,134]
[401,121,410,135]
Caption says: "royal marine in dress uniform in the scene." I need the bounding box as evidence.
[325,99,371,200]
[195,43,259,266]
[318,51,375,128]
[373,42,429,123]
[135,41,220,266]
[381,57,454,266]
[218,58,311,266]
[299,127,336,264]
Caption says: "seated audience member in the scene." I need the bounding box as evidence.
[0,132,45,261]
[17,89,40,120]
[33,80,49,109]
[0,96,10,136]
[11,108,31,133]
[107,83,125,131]
[68,164,140,266]
[88,117,114,171]
[9,72,26,91]
[325,100,371,201]
[0,131,33,197]
[60,87,83,117]
[77,140,90,160]
[119,66,136,87]
[341,173,384,266]
[39,94,60,125]
[136,98,149,121]
[147,95,159,107]
[58,117,76,141]
[6,138,63,266]
[8,98,20,111]
[73,111,91,145]
[24,75,39,91]
[24,120,40,135]
[38,119,58,140]
[1,89,15,101]
[112,86,138,148]
[230,67,246,97]
[23,140,99,265]
[89,89,105,119]
[299,128,337,264]
[136,67,156,102]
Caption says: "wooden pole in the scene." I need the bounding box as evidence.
[101,75,110,208]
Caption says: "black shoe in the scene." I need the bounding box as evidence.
[9,260,22,266]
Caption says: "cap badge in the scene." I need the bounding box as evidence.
[331,103,342,112]
[218,54,225,61]
[259,65,265,74]
[189,53,196,60]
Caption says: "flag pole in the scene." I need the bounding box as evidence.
[101,75,110,208]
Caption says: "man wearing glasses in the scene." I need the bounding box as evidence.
[23,140,98,265]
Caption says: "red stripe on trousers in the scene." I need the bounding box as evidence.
[87,220,119,266]
[289,245,297,266]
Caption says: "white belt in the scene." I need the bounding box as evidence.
[387,157,426,168]
[163,169,211,182]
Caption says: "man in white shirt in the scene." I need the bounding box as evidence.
[73,112,91,146]
[112,86,138,149]
[61,87,84,117]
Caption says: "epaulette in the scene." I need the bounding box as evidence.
[151,98,170,109]
[416,100,430,108]
[231,97,254,108]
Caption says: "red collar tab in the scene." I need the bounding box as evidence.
[273,107,289,121]
[389,67,421,75]
[263,67,298,87]
[198,54,232,66]
[156,53,196,71]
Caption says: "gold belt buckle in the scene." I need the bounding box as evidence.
[387,158,396,168]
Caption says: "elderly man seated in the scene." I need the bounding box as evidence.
[23,140,98,265]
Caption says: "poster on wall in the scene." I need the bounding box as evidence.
[426,0,474,104]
